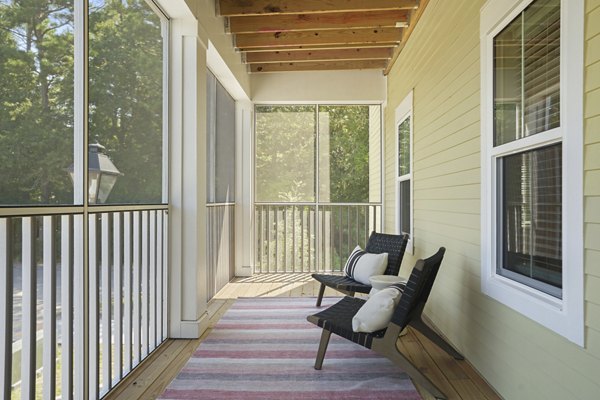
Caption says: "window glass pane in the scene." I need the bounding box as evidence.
[89,0,165,204]
[255,105,316,202]
[215,80,235,203]
[493,16,523,146]
[397,117,410,177]
[523,0,560,136]
[399,180,410,236]
[0,1,74,205]
[318,105,380,203]
[500,144,562,296]
[493,0,560,146]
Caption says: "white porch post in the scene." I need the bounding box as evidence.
[235,99,254,277]
[169,16,210,338]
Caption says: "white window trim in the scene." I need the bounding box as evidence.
[480,0,584,345]
[395,91,414,255]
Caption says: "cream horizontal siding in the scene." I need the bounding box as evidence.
[585,5,600,395]
[383,0,600,398]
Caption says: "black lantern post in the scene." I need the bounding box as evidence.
[69,140,122,204]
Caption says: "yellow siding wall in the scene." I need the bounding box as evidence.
[384,0,600,398]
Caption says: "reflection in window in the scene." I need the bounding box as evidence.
[500,144,562,296]
[396,114,411,238]
[493,0,560,146]
[0,1,74,205]
[89,0,166,204]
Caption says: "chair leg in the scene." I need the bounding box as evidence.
[411,318,464,360]
[316,283,326,306]
[314,329,332,370]
[376,342,447,400]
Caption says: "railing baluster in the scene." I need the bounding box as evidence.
[123,212,132,374]
[73,214,85,400]
[355,206,359,248]
[113,212,122,383]
[89,214,99,400]
[61,215,74,400]
[300,207,304,272]
[101,213,112,395]
[260,205,264,273]
[253,203,381,274]
[283,207,287,272]
[267,207,271,274]
[292,206,296,273]
[275,207,279,272]
[132,212,141,366]
[162,212,168,340]
[149,210,157,349]
[141,211,149,359]
[156,211,163,342]
[21,216,36,400]
[0,218,13,400]
[43,216,57,400]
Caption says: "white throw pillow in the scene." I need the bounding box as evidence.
[352,284,404,333]
[343,245,388,285]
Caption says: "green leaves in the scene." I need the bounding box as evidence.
[0,0,164,205]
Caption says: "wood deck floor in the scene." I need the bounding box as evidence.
[105,274,502,400]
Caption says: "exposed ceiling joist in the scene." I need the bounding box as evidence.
[219,0,419,17]
[242,42,397,53]
[227,10,409,34]
[218,0,428,73]
[235,28,403,50]
[250,59,388,73]
[244,47,394,64]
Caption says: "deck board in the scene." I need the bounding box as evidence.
[104,274,501,400]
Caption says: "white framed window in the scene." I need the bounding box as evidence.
[396,91,414,254]
[480,0,584,345]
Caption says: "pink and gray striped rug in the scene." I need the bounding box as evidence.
[159,297,421,400]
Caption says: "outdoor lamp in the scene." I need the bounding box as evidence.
[68,140,122,204]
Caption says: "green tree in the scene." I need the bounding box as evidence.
[0,0,74,205]
[88,0,164,204]
[0,0,165,205]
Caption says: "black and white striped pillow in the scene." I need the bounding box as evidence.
[343,245,388,285]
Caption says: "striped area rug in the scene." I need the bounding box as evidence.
[159,297,422,400]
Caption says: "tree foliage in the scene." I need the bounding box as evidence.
[0,0,164,205]
[255,105,374,204]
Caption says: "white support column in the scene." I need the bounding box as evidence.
[235,99,254,277]
[168,16,210,338]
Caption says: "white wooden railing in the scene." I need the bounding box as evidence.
[254,203,381,273]
[0,207,168,399]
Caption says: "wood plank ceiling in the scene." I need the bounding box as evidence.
[218,0,429,74]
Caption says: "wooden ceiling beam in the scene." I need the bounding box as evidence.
[219,0,418,17]
[242,42,397,52]
[244,47,394,63]
[250,59,388,73]
[228,10,409,34]
[235,28,402,50]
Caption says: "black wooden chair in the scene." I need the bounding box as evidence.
[307,247,463,400]
[312,231,408,306]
